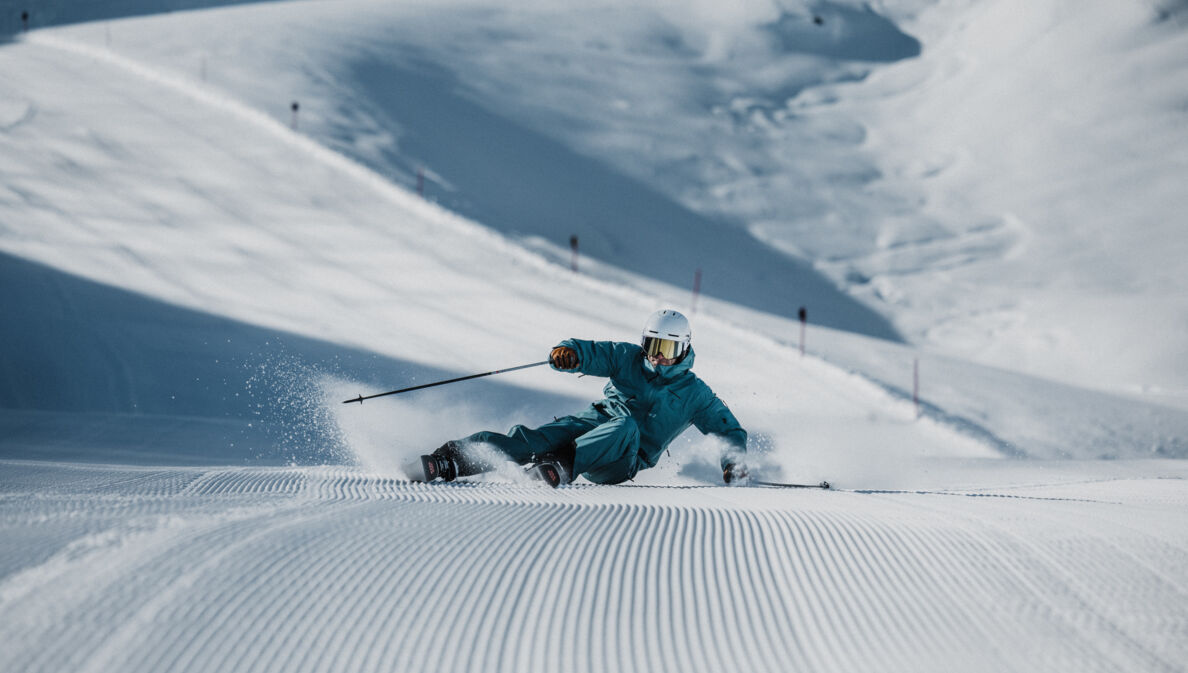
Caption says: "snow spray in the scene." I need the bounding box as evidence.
[244,346,351,465]
[331,385,529,478]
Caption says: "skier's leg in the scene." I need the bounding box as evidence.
[456,415,596,467]
[573,416,643,485]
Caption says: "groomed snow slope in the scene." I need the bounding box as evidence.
[4,461,1188,673]
[2,2,1188,672]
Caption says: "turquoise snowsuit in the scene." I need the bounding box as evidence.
[460,339,747,484]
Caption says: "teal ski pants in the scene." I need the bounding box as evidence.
[462,411,643,484]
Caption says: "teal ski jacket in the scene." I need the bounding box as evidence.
[553,339,747,470]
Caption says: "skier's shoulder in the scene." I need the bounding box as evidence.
[615,342,649,371]
[681,371,730,409]
[685,371,715,397]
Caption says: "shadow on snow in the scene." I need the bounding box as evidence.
[0,251,583,465]
[0,0,274,35]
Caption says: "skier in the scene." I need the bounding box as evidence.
[419,309,749,487]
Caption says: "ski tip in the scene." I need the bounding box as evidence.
[820,481,832,490]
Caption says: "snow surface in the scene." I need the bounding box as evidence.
[1,1,1187,672]
[4,460,1188,673]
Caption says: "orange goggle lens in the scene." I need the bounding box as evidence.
[642,337,683,360]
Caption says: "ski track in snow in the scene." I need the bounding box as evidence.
[2,460,1185,673]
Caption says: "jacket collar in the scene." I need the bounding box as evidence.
[642,348,695,380]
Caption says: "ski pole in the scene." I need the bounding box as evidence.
[343,361,550,404]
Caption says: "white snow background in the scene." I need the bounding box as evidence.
[1,1,1187,672]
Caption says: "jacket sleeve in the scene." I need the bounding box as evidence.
[691,392,748,470]
[553,339,636,379]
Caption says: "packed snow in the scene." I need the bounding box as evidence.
[1,1,1186,672]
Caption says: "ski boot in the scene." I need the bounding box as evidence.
[525,444,576,489]
[418,441,493,483]
[419,452,458,482]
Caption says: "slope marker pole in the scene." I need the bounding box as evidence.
[913,357,920,418]
[798,306,807,356]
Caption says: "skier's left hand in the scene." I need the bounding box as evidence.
[723,462,749,485]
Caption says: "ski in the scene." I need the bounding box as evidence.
[408,477,832,490]
[753,480,832,490]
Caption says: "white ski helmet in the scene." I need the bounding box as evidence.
[640,309,691,362]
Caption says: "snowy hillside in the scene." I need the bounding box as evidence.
[1,1,1187,672]
[27,0,1186,400]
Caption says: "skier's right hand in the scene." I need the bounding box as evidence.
[550,346,579,370]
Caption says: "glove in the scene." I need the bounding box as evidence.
[723,462,749,485]
[550,346,579,370]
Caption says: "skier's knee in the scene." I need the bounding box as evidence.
[602,416,640,450]
[506,424,535,443]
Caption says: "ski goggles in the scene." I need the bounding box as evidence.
[642,336,685,360]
